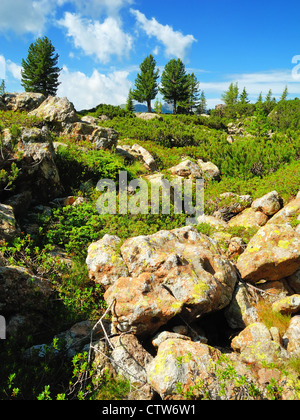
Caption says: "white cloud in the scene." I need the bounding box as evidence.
[6,60,22,80]
[57,66,132,110]
[0,56,5,79]
[58,12,133,64]
[58,0,134,17]
[0,0,56,36]
[130,9,197,60]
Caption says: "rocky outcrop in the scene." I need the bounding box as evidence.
[146,338,221,399]
[91,226,238,335]
[28,96,79,130]
[2,92,46,112]
[63,121,119,151]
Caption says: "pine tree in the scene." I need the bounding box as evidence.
[240,87,250,104]
[154,98,162,114]
[197,90,207,114]
[126,89,135,113]
[0,80,5,95]
[178,73,200,114]
[21,37,61,97]
[132,54,159,113]
[280,86,288,101]
[221,82,239,106]
[160,58,190,115]
[257,92,263,103]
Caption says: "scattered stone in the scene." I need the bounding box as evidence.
[252,191,283,216]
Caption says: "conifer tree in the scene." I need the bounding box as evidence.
[221,82,239,106]
[21,37,61,97]
[197,90,207,114]
[178,73,200,114]
[126,89,135,113]
[240,87,250,104]
[160,58,190,114]
[132,54,159,113]
[0,80,5,95]
[280,86,288,101]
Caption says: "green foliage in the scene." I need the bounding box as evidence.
[268,98,300,131]
[125,89,135,113]
[221,82,239,106]
[21,36,61,97]
[55,142,126,193]
[0,80,5,95]
[160,58,190,114]
[132,54,159,112]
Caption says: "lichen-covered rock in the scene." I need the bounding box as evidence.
[29,96,79,130]
[272,294,300,315]
[86,234,129,288]
[100,227,237,335]
[231,322,287,365]
[267,196,300,225]
[228,207,268,229]
[283,316,300,355]
[120,226,237,321]
[237,224,300,283]
[104,272,184,336]
[3,92,46,112]
[252,191,283,216]
[19,142,62,201]
[146,338,221,399]
[110,334,154,400]
[225,283,259,329]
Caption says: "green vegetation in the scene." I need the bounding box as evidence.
[131,54,159,113]
[21,36,61,96]
[1,80,300,400]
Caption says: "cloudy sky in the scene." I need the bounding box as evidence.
[0,0,300,110]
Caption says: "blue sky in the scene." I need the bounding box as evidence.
[0,0,300,110]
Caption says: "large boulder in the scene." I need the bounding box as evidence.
[168,159,202,179]
[146,338,221,399]
[3,92,46,112]
[86,234,129,289]
[99,226,237,335]
[28,96,79,130]
[252,191,283,216]
[64,122,119,151]
[110,334,154,400]
[283,316,300,355]
[236,223,300,283]
[267,196,300,225]
[231,322,287,365]
[197,159,220,180]
[18,142,62,202]
[228,207,268,229]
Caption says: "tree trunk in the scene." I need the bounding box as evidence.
[147,100,152,113]
[173,100,177,115]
